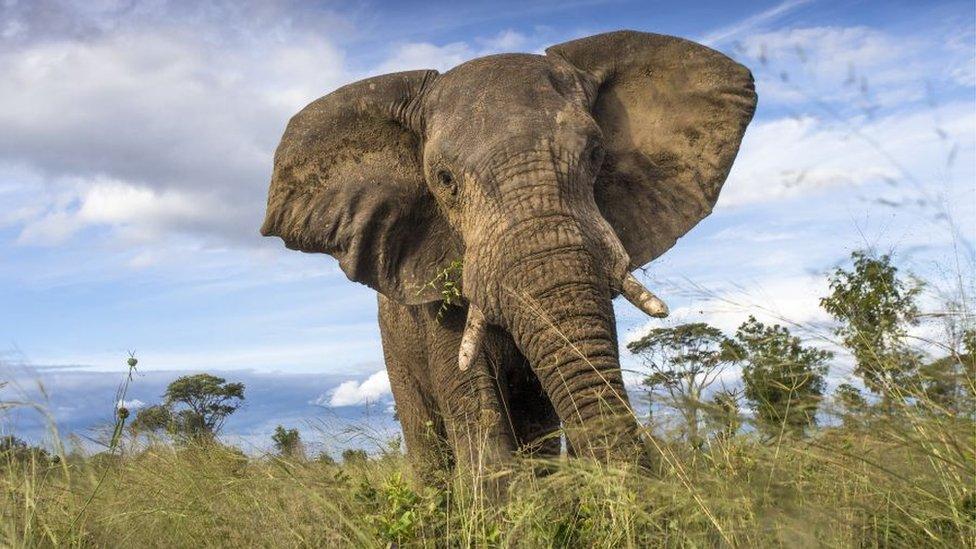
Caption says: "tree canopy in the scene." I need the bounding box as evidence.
[164,374,245,439]
[820,251,922,399]
[131,374,244,442]
[272,426,304,460]
[131,404,173,434]
[728,316,831,437]
[628,322,740,443]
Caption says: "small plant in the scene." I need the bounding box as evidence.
[418,258,464,319]
[0,435,51,465]
[315,451,337,466]
[916,328,975,415]
[705,389,742,441]
[342,448,369,466]
[834,383,868,428]
[372,472,421,545]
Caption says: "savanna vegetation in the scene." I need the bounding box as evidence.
[1,250,973,547]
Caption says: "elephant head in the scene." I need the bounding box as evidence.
[261,31,756,460]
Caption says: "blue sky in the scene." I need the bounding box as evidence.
[1,0,973,449]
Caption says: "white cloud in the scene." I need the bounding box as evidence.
[709,24,974,209]
[0,17,552,258]
[476,29,530,52]
[15,177,223,245]
[315,370,392,407]
[944,27,976,88]
[16,209,80,246]
[374,27,548,74]
[78,179,204,225]
[721,100,975,208]
[117,399,145,410]
[0,13,349,250]
[126,250,163,269]
[708,225,797,244]
[734,25,973,109]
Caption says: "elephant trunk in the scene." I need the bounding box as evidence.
[497,243,642,461]
[513,282,637,459]
[460,160,662,462]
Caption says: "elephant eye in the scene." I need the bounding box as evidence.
[437,170,456,193]
[588,143,605,168]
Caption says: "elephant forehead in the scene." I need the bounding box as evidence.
[432,53,586,116]
[427,54,594,156]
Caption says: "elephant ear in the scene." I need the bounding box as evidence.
[261,70,461,304]
[547,31,757,268]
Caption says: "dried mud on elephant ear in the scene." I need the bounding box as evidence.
[260,69,462,306]
[547,31,757,269]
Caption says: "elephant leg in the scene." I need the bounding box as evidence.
[422,304,516,486]
[378,296,452,484]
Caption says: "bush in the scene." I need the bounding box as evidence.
[272,426,304,460]
[342,448,369,466]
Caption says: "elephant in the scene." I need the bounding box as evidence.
[261,30,756,480]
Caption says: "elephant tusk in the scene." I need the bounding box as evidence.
[621,273,669,318]
[458,304,487,371]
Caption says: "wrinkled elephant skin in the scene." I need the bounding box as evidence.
[261,31,757,479]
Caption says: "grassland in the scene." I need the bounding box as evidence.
[2,405,973,548]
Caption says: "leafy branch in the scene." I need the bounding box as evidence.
[418,258,464,320]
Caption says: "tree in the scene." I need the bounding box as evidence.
[130,404,173,435]
[833,383,868,428]
[315,452,337,466]
[131,374,245,442]
[163,374,245,441]
[917,328,976,415]
[628,323,739,445]
[820,251,923,401]
[729,316,832,437]
[272,426,304,460]
[342,448,368,465]
[171,409,210,441]
[0,435,50,464]
[705,389,742,441]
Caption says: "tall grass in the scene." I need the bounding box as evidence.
[2,253,973,547]
[1,399,972,547]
